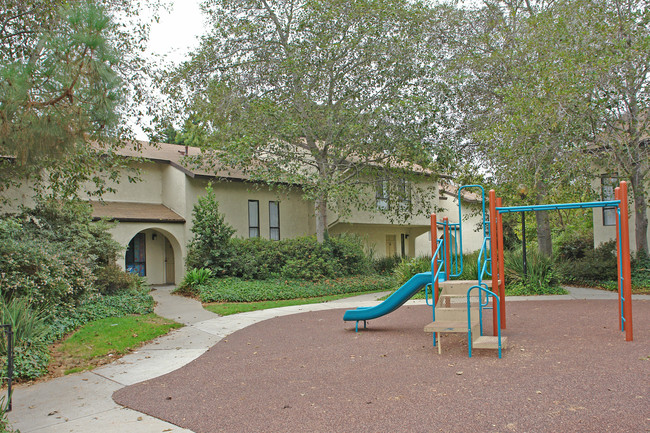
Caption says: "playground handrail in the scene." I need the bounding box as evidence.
[477,235,491,285]
[426,239,446,311]
[467,285,502,359]
[456,185,487,278]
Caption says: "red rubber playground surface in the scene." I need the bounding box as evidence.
[114,299,650,433]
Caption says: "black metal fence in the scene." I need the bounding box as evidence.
[0,324,13,412]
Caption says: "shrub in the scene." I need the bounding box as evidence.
[176,268,213,296]
[185,185,236,274]
[0,218,96,308]
[557,240,617,285]
[229,237,282,279]
[94,264,139,295]
[373,255,401,274]
[226,234,369,281]
[393,256,432,285]
[0,297,51,380]
[455,250,481,280]
[556,233,593,260]
[327,234,371,276]
[198,275,395,303]
[504,248,559,289]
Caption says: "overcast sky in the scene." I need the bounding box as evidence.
[147,0,204,64]
[132,0,205,140]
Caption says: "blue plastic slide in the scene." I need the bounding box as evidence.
[343,272,432,326]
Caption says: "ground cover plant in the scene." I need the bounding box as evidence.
[197,275,394,303]
[204,290,387,316]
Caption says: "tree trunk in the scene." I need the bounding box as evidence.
[629,170,649,255]
[533,181,553,256]
[315,196,328,243]
[535,210,553,256]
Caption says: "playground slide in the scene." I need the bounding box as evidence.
[343,272,432,323]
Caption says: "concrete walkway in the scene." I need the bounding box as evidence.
[6,286,648,432]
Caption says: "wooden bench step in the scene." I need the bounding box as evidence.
[472,336,508,350]
[424,320,478,333]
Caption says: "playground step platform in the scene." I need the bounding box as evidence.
[438,280,492,295]
[424,320,479,333]
[434,307,479,321]
[472,336,508,350]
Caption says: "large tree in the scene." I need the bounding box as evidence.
[445,0,650,256]
[167,0,445,242]
[585,0,650,254]
[0,0,157,203]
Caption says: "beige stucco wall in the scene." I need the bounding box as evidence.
[329,223,426,258]
[184,177,313,241]
[591,178,646,252]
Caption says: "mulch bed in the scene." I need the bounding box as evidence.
[113,300,650,433]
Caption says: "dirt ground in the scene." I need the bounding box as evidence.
[114,300,650,433]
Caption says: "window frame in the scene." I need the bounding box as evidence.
[601,175,618,227]
[248,200,260,238]
[269,201,280,240]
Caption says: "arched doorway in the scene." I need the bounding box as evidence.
[125,228,181,285]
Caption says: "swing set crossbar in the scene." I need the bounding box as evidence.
[496,200,621,214]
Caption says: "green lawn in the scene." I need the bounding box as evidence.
[56,313,182,374]
[203,290,388,316]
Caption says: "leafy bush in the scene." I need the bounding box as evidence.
[455,250,481,280]
[94,264,140,295]
[176,268,213,296]
[373,255,402,274]
[556,232,593,260]
[198,275,395,303]
[185,185,236,274]
[393,256,432,285]
[0,218,96,308]
[0,298,51,380]
[505,282,568,296]
[557,240,617,285]
[214,234,370,281]
[504,248,559,289]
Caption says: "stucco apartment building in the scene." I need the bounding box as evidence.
[7,141,485,285]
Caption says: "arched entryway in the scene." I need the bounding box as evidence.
[125,228,182,285]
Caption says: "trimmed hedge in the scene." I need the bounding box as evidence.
[227,234,371,280]
[198,275,395,303]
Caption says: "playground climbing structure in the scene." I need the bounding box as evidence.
[343,182,635,358]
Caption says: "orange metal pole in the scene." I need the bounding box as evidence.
[443,217,451,280]
[431,214,439,305]
[615,187,622,331]
[619,182,633,341]
[489,190,499,336]
[496,197,506,329]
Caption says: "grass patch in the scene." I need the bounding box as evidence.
[53,314,181,374]
[204,290,388,316]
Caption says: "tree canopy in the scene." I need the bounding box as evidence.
[165,0,447,241]
[0,0,158,203]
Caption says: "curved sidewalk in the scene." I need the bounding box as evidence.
[7,286,648,432]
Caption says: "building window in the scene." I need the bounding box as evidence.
[601,176,618,226]
[126,232,146,276]
[248,200,259,238]
[376,180,389,210]
[269,201,280,240]
[397,179,411,210]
